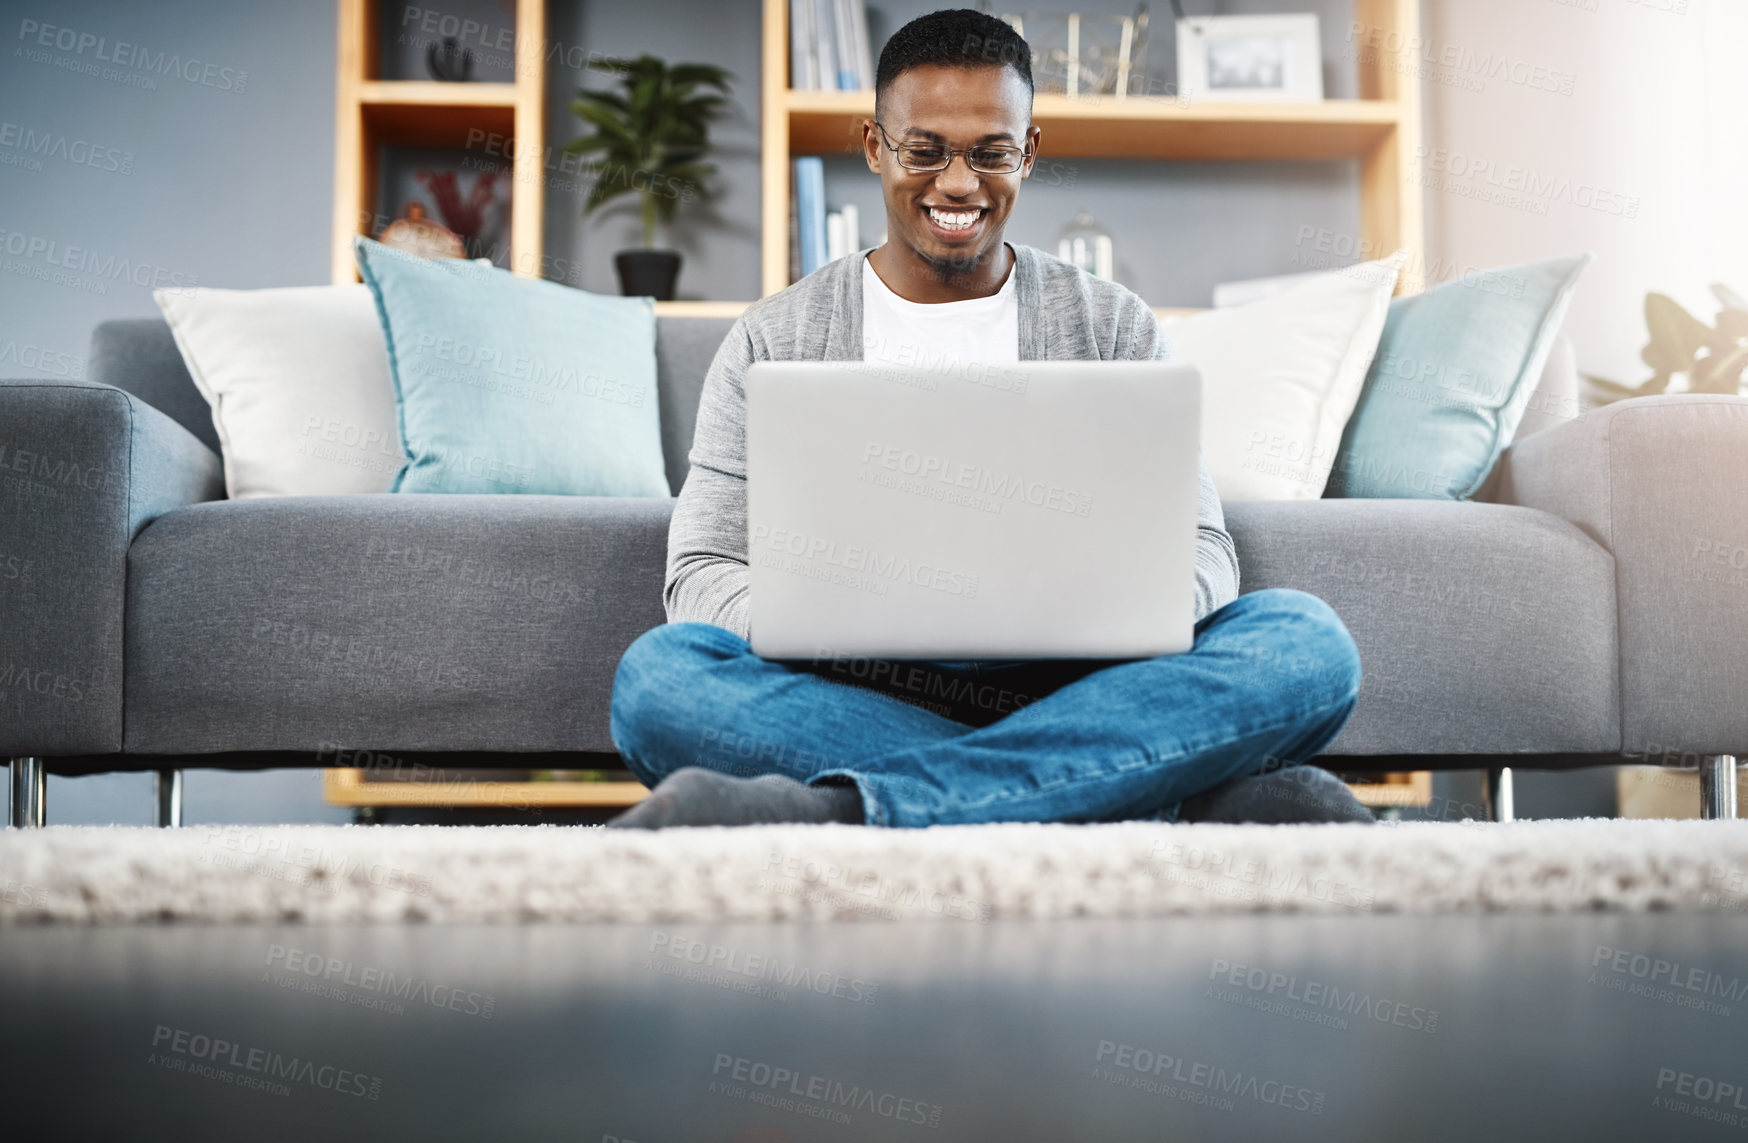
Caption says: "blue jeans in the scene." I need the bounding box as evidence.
[609,588,1360,827]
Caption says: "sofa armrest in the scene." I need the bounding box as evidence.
[0,378,223,754]
[1490,394,1748,756]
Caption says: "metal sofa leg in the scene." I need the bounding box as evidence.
[9,758,46,828]
[154,769,183,828]
[1485,767,1516,823]
[1701,755,1738,820]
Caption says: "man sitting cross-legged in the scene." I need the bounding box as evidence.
[607,8,1371,829]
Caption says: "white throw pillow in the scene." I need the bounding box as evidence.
[1164,252,1405,501]
[154,284,406,497]
[1510,334,1581,442]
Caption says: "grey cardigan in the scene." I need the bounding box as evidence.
[665,244,1241,639]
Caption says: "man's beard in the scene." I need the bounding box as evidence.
[916,239,999,284]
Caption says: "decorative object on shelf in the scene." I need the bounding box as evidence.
[1002,6,1149,99]
[789,0,874,91]
[332,0,546,300]
[564,54,733,300]
[1585,284,1748,405]
[416,168,508,263]
[1057,209,1113,280]
[375,202,466,261]
[1174,12,1323,103]
[426,35,474,82]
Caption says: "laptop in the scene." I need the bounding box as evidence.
[745,359,1202,660]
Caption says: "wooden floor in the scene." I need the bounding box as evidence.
[5,911,1744,1140]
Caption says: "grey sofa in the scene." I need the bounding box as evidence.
[3,317,1742,823]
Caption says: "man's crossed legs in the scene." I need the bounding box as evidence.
[608,589,1368,828]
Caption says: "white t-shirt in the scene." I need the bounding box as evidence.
[861,252,1019,371]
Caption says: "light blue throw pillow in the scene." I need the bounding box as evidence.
[1326,253,1593,499]
[354,236,669,497]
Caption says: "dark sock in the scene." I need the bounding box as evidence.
[1179,765,1375,825]
[608,768,865,829]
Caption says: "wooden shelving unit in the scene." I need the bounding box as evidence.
[1345,771,1433,809]
[760,0,1424,297]
[323,768,646,811]
[330,0,546,284]
[323,765,1428,814]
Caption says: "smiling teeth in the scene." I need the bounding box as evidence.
[929,208,979,230]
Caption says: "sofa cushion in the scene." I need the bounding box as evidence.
[1326,253,1593,500]
[1162,252,1403,501]
[1226,499,1619,756]
[122,496,1618,761]
[355,237,671,498]
[123,495,673,754]
[154,284,406,497]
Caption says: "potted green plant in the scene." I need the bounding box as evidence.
[1586,284,1748,404]
[563,54,733,301]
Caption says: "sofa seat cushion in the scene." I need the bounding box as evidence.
[124,496,1618,761]
[124,495,673,754]
[1226,499,1619,756]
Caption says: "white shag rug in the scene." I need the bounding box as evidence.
[2,820,1746,924]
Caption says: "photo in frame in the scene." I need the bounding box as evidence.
[1175,13,1323,102]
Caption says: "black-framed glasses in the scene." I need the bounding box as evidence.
[873,121,1029,174]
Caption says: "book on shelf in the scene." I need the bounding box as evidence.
[788,187,802,284]
[790,0,872,91]
[787,0,816,90]
[825,203,860,263]
[794,156,828,277]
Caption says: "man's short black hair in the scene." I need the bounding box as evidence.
[874,9,1033,114]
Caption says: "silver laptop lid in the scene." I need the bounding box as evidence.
[746,360,1202,660]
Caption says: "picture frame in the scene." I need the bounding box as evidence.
[1175,13,1324,103]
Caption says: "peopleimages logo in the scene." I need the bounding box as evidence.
[0,340,84,378]
[1653,1067,1748,1127]
[265,944,496,1019]
[710,1053,942,1128]
[149,1025,383,1099]
[1344,22,1576,95]
[1094,1041,1325,1114]
[0,441,120,492]
[1592,946,1748,1002]
[859,441,1094,518]
[1413,147,1640,219]
[648,931,880,1005]
[16,19,248,92]
[414,332,648,407]
[750,524,980,599]
[0,122,132,173]
[1207,958,1439,1033]
[0,229,198,292]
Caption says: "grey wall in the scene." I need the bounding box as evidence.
[0,0,336,386]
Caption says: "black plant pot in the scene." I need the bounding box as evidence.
[614,249,682,301]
